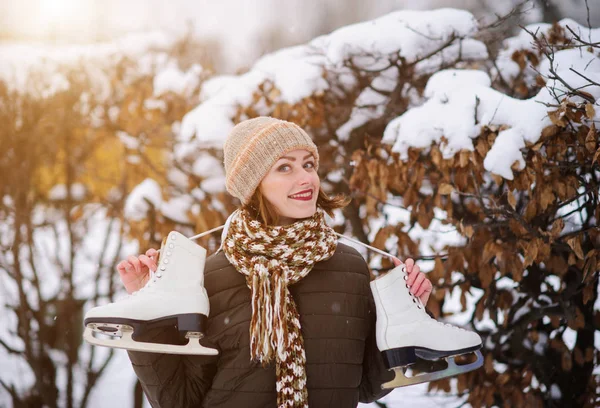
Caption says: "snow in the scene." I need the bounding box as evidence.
[0,205,137,406]
[161,195,193,224]
[48,183,87,201]
[539,48,600,105]
[180,8,487,153]
[86,350,149,408]
[495,19,600,85]
[0,31,176,96]
[116,131,141,150]
[153,62,203,97]
[124,179,164,221]
[383,32,600,179]
[322,8,479,67]
[360,382,466,407]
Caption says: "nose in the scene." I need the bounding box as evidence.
[297,170,312,186]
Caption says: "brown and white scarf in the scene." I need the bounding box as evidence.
[222,208,337,408]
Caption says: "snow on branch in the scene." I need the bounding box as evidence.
[178,8,486,151]
[382,19,600,181]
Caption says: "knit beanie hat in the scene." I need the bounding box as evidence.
[223,117,319,204]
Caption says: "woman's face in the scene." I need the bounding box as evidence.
[259,149,320,225]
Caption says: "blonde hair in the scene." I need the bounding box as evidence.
[242,188,350,226]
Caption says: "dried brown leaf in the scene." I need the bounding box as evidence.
[593,148,600,166]
[583,252,597,284]
[372,226,395,250]
[438,183,455,195]
[459,150,470,168]
[540,186,555,211]
[562,350,572,372]
[541,124,559,139]
[585,102,596,119]
[574,347,584,366]
[548,109,567,127]
[585,123,597,153]
[550,218,565,239]
[417,209,432,229]
[484,353,494,374]
[583,284,594,305]
[507,190,517,210]
[567,236,584,260]
[523,241,538,268]
[475,138,488,157]
[567,307,586,332]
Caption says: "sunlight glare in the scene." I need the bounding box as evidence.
[31,0,96,40]
[39,0,89,26]
[40,0,77,23]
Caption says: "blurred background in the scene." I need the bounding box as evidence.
[0,1,598,408]
[1,0,598,72]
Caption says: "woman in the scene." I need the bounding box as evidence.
[118,117,433,408]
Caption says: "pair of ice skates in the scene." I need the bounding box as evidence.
[83,229,482,388]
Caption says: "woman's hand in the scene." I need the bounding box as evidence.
[392,257,432,306]
[117,248,158,294]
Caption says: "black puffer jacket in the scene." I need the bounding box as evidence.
[128,242,393,407]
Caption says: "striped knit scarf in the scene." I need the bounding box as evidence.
[222,208,337,408]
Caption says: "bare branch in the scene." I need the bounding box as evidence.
[568,67,600,88]
[0,336,23,355]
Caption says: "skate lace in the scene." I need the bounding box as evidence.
[132,269,163,296]
[401,266,424,310]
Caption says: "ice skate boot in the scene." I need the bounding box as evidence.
[370,263,483,388]
[83,231,218,355]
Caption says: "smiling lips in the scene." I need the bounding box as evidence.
[289,189,313,201]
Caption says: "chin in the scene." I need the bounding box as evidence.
[285,204,317,220]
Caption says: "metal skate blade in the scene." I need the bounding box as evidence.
[382,350,484,389]
[85,322,131,338]
[83,327,219,356]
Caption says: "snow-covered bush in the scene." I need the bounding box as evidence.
[0,34,208,407]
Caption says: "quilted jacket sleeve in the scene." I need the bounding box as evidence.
[358,277,395,403]
[127,325,218,408]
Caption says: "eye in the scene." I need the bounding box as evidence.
[277,164,291,172]
[304,161,315,169]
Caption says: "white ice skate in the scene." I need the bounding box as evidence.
[83,231,218,355]
[370,263,483,388]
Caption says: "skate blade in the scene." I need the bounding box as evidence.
[382,350,484,389]
[83,325,218,356]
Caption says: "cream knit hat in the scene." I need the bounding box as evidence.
[224,117,319,204]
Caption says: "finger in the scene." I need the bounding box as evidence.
[418,281,433,305]
[404,258,415,273]
[410,272,426,296]
[127,255,142,275]
[391,257,402,267]
[417,278,433,304]
[416,278,433,298]
[124,261,134,274]
[139,254,157,272]
[146,248,158,259]
[116,261,129,277]
[117,260,127,272]
[407,263,420,285]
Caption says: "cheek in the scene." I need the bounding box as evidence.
[260,175,287,202]
[311,172,320,189]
